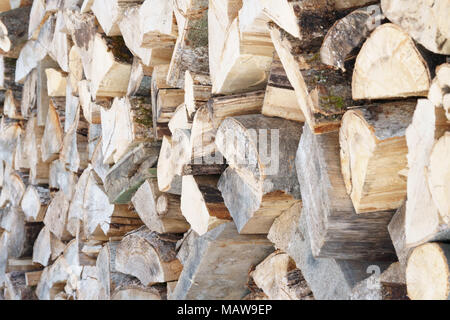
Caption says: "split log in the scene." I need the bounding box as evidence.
[175,229,198,266]
[269,24,354,134]
[262,54,305,122]
[3,89,22,119]
[405,100,450,246]
[388,203,412,267]
[0,119,21,167]
[156,135,183,195]
[78,80,104,125]
[167,0,209,88]
[209,0,273,94]
[216,115,302,234]
[168,104,191,133]
[41,100,63,163]
[251,251,313,300]
[207,90,265,128]
[296,124,396,260]
[32,225,64,267]
[15,40,47,84]
[101,96,152,164]
[118,6,151,67]
[180,175,232,235]
[170,222,274,300]
[49,159,78,197]
[91,0,143,37]
[406,242,450,300]
[89,34,133,99]
[48,11,69,73]
[428,132,450,219]
[43,190,71,241]
[36,56,59,126]
[131,178,189,234]
[320,4,383,71]
[0,169,26,208]
[115,227,183,286]
[21,185,50,222]
[138,0,177,49]
[103,141,160,204]
[20,68,37,119]
[381,0,450,55]
[0,6,31,58]
[352,23,433,100]
[45,68,67,97]
[339,101,416,213]
[155,88,184,124]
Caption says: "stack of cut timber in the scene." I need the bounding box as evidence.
[0,0,448,301]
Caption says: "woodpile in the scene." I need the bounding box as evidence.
[0,0,448,301]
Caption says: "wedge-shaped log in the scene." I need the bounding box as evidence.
[32,225,65,267]
[381,0,450,55]
[115,227,183,286]
[170,222,274,300]
[296,124,396,260]
[104,141,161,204]
[209,0,273,94]
[41,100,63,163]
[216,115,302,234]
[405,100,450,246]
[388,203,411,268]
[21,185,50,222]
[262,54,304,122]
[43,190,71,241]
[352,24,433,100]
[91,0,144,37]
[22,117,49,184]
[101,96,153,164]
[339,102,416,213]
[251,250,313,300]
[320,4,382,72]
[131,178,189,234]
[406,242,450,300]
[269,25,354,134]
[181,175,232,236]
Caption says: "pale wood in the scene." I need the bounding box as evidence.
[41,100,63,163]
[45,68,67,97]
[21,185,49,222]
[181,175,232,235]
[339,102,416,213]
[352,23,432,100]
[406,242,450,300]
[381,0,450,55]
[0,7,31,58]
[131,178,189,234]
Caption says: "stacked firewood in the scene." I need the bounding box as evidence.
[0,0,448,300]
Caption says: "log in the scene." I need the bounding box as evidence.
[166,0,209,88]
[20,68,37,119]
[184,71,211,118]
[78,80,104,125]
[68,46,82,94]
[91,0,143,37]
[45,68,67,97]
[180,175,232,236]
[3,89,22,120]
[339,101,416,213]
[32,225,64,267]
[0,119,21,167]
[101,96,153,164]
[115,227,183,286]
[428,132,450,221]
[269,24,354,134]
[352,23,433,100]
[381,0,450,55]
[406,242,450,300]
[170,222,274,300]
[0,6,31,58]
[209,0,273,94]
[262,54,305,122]
[41,100,63,163]
[103,141,160,204]
[320,4,383,71]
[36,56,59,126]
[296,124,396,260]
[49,159,78,197]
[388,203,412,268]
[251,251,313,300]
[15,40,47,84]
[48,11,69,73]
[168,103,191,133]
[43,190,71,241]
[155,88,184,123]
[207,90,265,129]
[21,185,50,222]
[405,100,450,246]
[131,178,189,234]
[156,135,183,195]
[216,115,302,234]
